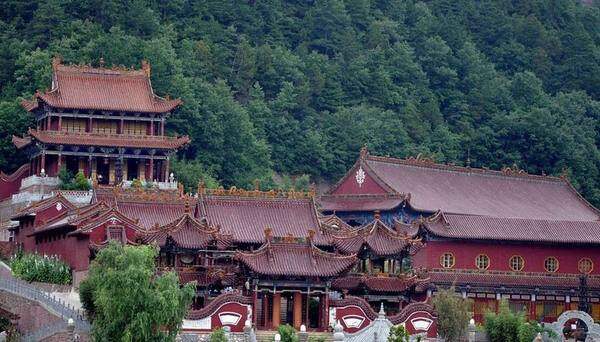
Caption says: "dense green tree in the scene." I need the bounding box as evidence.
[79,242,195,342]
[0,0,599,206]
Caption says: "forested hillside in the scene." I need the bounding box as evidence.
[1,1,600,203]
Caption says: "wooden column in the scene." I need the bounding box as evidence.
[149,121,154,136]
[160,118,165,136]
[324,291,330,330]
[262,294,270,329]
[148,158,154,181]
[46,116,51,130]
[252,288,258,326]
[57,115,62,131]
[109,159,116,184]
[120,118,124,134]
[138,161,145,181]
[272,293,281,328]
[57,154,62,171]
[40,152,46,172]
[293,292,302,330]
[88,117,93,132]
[165,157,170,181]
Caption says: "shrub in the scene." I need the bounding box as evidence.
[388,324,411,342]
[277,324,298,342]
[432,288,471,342]
[484,300,524,342]
[58,168,91,190]
[10,253,71,284]
[131,178,142,188]
[210,328,228,342]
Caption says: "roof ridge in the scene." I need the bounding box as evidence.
[366,154,567,184]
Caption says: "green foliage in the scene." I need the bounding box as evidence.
[58,169,91,190]
[277,324,298,342]
[79,242,195,341]
[388,324,413,342]
[131,178,142,188]
[432,288,471,342]
[308,337,326,342]
[170,158,219,192]
[10,252,71,285]
[209,328,228,342]
[484,300,557,342]
[0,0,599,207]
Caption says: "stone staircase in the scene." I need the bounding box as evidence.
[254,330,333,342]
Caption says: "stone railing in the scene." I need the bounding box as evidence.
[121,180,178,190]
[53,190,94,205]
[19,175,60,190]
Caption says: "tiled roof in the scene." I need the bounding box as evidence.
[329,219,417,257]
[199,195,328,245]
[424,211,600,244]
[23,60,181,113]
[319,194,405,212]
[235,240,357,277]
[428,269,600,290]
[116,200,191,230]
[12,193,76,219]
[330,149,600,221]
[11,135,31,149]
[142,213,232,249]
[26,129,189,150]
[332,275,429,293]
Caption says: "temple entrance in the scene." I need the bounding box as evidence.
[308,296,321,329]
[127,159,138,180]
[97,158,110,185]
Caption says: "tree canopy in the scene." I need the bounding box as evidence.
[1,0,599,203]
[79,242,195,341]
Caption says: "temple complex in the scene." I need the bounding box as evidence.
[2,60,600,338]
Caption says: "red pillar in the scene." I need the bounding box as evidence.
[252,289,258,326]
[40,152,46,172]
[263,294,271,329]
[530,299,537,321]
[272,293,281,328]
[88,117,93,132]
[293,292,302,330]
[120,119,124,134]
[324,292,329,330]
[160,118,165,136]
[57,116,62,131]
[148,159,154,181]
[165,158,170,181]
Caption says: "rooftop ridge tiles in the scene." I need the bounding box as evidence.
[366,154,566,184]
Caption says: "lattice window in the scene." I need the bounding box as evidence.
[61,118,86,132]
[440,252,455,269]
[93,120,118,134]
[475,254,490,270]
[578,258,594,274]
[509,255,524,272]
[107,226,124,242]
[544,257,559,273]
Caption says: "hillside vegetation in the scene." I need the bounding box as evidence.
[1,0,599,203]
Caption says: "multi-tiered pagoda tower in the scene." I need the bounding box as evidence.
[13,58,188,186]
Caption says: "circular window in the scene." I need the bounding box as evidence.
[578,258,593,274]
[440,253,455,269]
[475,254,490,270]
[544,257,559,273]
[509,255,524,272]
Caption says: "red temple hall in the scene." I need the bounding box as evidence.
[14,57,188,185]
[2,60,600,337]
